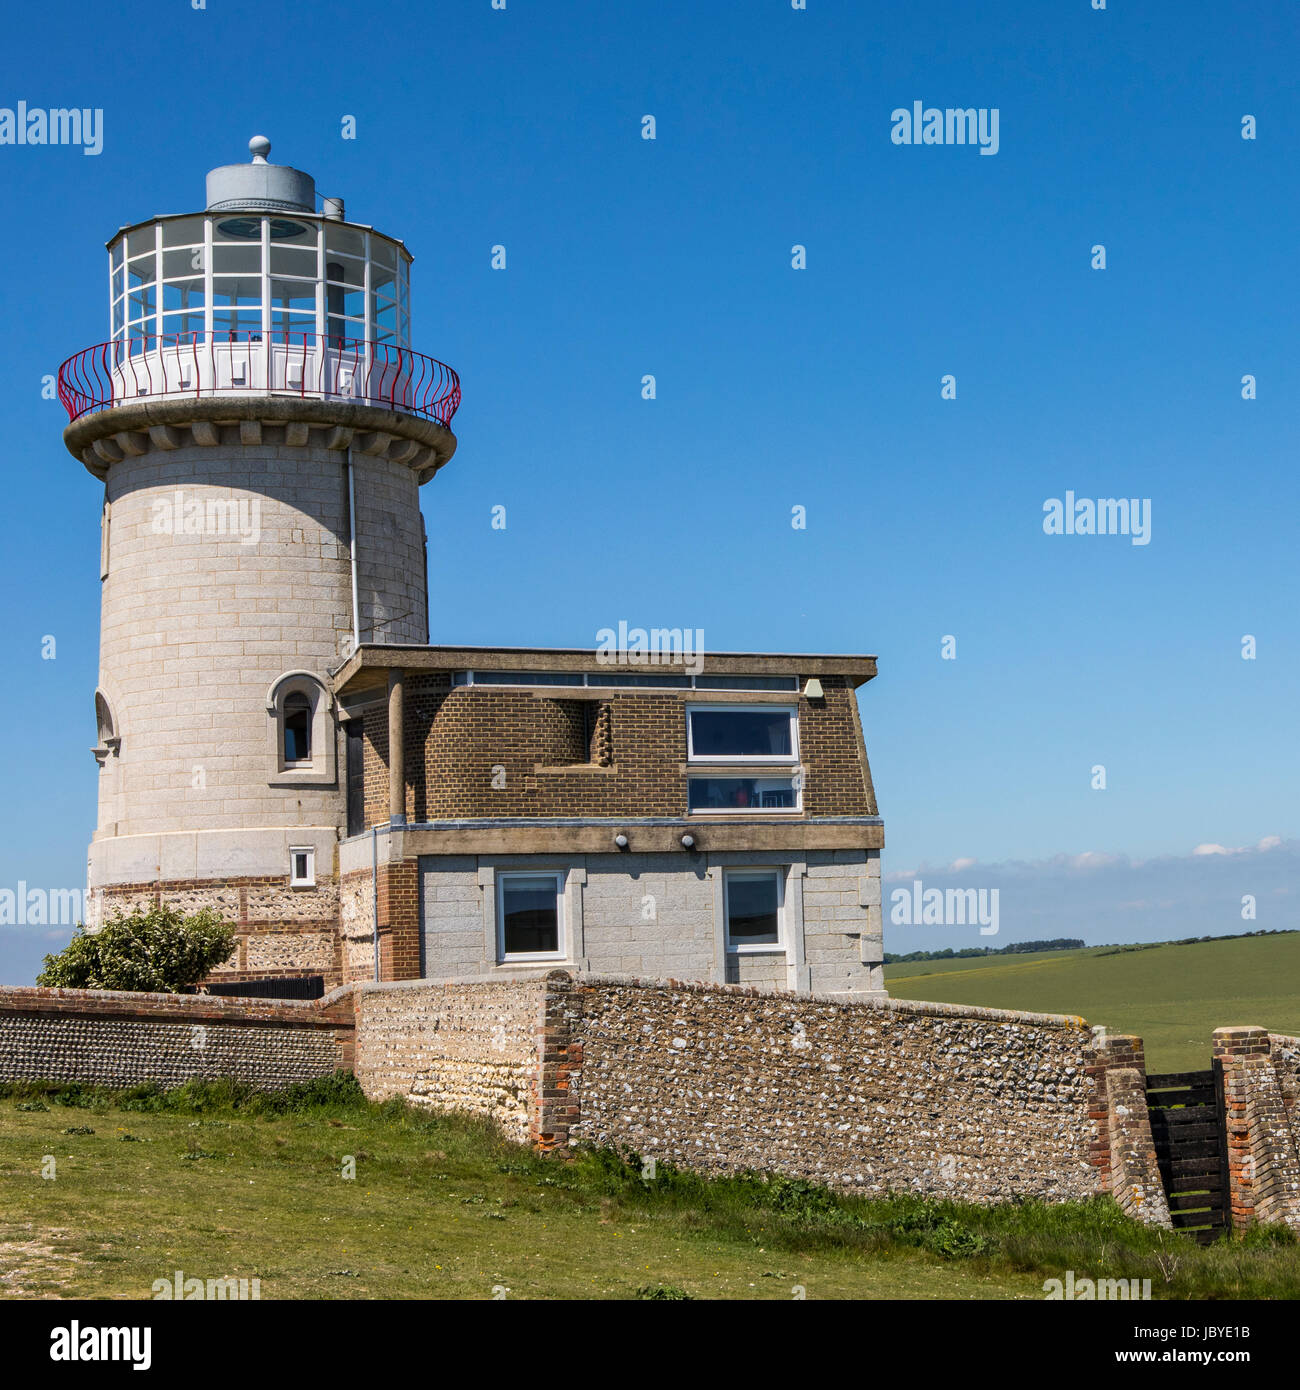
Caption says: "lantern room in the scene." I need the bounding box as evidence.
[59,137,458,427]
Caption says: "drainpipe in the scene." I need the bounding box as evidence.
[371,823,380,983]
[346,447,361,653]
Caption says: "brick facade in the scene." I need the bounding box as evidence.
[1214,1026,1300,1232]
[361,674,878,827]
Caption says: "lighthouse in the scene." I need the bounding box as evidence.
[58,138,459,985]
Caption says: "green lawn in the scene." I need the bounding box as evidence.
[1,1078,1297,1301]
[0,1086,1038,1301]
[885,934,1300,1073]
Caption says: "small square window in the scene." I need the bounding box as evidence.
[725,869,784,951]
[497,872,564,961]
[290,847,315,887]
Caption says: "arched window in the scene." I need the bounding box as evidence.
[92,689,120,767]
[283,692,312,763]
[266,671,335,787]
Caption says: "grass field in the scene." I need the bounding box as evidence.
[1,1077,1298,1301]
[885,933,1300,1073]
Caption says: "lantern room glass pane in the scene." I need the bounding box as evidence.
[212,243,262,275]
[274,220,316,245]
[371,262,396,299]
[326,318,364,348]
[127,256,155,289]
[212,309,263,337]
[162,217,205,248]
[325,226,365,258]
[326,283,364,318]
[162,312,206,340]
[112,301,124,335]
[127,229,155,259]
[325,256,364,288]
[163,246,206,278]
[213,216,264,242]
[211,277,262,308]
[269,245,317,278]
[127,287,155,319]
[111,238,125,269]
[162,279,205,311]
[271,311,316,340]
[271,280,316,313]
[371,237,396,270]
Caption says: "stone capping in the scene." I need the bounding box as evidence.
[320,969,558,1007]
[64,394,456,481]
[564,970,1090,1029]
[330,968,1087,1029]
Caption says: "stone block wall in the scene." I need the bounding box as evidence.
[96,440,355,840]
[0,986,351,1090]
[412,850,883,997]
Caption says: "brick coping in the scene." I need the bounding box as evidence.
[0,984,347,1030]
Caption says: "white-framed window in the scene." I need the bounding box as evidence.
[686,704,798,762]
[687,773,801,813]
[724,869,785,952]
[496,871,565,962]
[289,846,316,888]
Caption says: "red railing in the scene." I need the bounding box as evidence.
[57,332,461,427]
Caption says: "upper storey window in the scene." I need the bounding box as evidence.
[686,705,798,762]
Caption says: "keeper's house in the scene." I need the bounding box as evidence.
[336,646,885,997]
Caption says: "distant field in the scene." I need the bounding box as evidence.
[884,935,1300,1074]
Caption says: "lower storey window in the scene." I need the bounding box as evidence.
[724,869,784,950]
[498,872,564,961]
[688,774,799,812]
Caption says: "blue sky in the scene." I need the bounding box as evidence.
[1,0,1297,979]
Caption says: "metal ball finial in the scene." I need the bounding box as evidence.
[249,135,272,163]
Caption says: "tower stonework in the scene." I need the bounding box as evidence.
[59,140,458,986]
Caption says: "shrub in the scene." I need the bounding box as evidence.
[36,905,235,993]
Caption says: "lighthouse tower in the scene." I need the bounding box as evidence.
[58,138,459,985]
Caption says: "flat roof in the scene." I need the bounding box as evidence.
[331,644,879,695]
